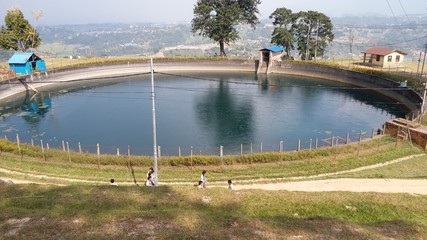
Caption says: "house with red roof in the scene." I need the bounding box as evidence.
[361,47,406,68]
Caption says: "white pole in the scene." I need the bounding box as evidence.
[151,58,159,186]
[422,83,427,114]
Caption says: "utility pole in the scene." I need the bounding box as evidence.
[349,29,355,55]
[305,22,311,61]
[314,19,320,61]
[150,58,158,186]
[420,44,427,81]
[417,51,422,78]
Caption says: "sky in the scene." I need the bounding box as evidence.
[0,0,425,25]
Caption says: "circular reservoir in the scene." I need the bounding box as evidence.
[0,71,409,155]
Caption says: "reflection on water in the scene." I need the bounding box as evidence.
[0,72,409,155]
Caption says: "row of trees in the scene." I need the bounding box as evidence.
[191,0,334,59]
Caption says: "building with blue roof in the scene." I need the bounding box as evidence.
[257,46,284,74]
[8,52,47,75]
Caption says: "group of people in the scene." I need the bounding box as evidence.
[198,170,234,190]
[110,168,235,190]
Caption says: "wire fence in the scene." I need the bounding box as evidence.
[4,128,381,159]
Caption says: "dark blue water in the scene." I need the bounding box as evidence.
[0,72,408,155]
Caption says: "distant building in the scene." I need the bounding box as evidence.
[8,52,47,75]
[361,47,406,68]
[257,46,284,74]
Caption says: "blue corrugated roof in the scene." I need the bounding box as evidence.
[8,52,40,64]
[260,46,284,53]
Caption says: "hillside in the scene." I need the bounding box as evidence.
[1,14,426,62]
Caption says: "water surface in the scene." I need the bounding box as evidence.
[0,72,408,155]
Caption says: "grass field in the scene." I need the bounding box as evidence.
[0,136,424,185]
[1,136,427,239]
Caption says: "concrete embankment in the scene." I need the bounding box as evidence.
[0,60,255,101]
[269,62,422,114]
[0,60,422,115]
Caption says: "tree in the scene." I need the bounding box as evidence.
[270,9,334,60]
[292,11,334,60]
[0,8,41,51]
[191,0,261,57]
[270,8,294,59]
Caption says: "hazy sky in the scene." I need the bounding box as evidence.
[0,0,425,25]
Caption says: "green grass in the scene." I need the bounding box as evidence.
[334,154,427,179]
[0,136,424,185]
[0,184,426,239]
[1,136,427,238]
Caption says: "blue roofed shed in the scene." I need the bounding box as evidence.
[8,52,47,75]
[257,46,284,74]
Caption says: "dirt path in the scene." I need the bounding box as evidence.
[1,154,426,195]
[235,178,427,195]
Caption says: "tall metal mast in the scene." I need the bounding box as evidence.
[150,58,158,185]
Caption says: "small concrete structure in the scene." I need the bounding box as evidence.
[8,52,47,75]
[361,47,406,68]
[257,46,284,74]
[384,118,427,150]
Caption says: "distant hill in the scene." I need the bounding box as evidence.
[1,14,426,62]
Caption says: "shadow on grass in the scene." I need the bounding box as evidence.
[0,184,425,239]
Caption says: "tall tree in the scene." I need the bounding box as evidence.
[269,7,294,59]
[292,11,334,60]
[270,9,334,60]
[0,8,41,51]
[191,0,261,57]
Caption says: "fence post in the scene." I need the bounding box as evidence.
[126,145,131,170]
[117,148,120,156]
[40,140,46,161]
[250,143,253,164]
[78,142,82,154]
[240,144,243,155]
[31,138,34,147]
[309,139,312,150]
[346,133,350,144]
[315,138,318,149]
[97,143,100,169]
[16,134,21,154]
[158,146,161,158]
[297,139,301,151]
[220,145,224,159]
[46,143,49,150]
[62,140,65,151]
[178,146,181,157]
[260,142,263,153]
[359,130,363,143]
[371,128,375,138]
[190,146,193,169]
[280,141,284,161]
[330,136,334,147]
[67,142,71,165]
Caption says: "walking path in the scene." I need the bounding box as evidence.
[1,154,426,195]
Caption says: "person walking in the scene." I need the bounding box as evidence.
[200,170,207,188]
[227,179,234,190]
[146,167,155,186]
